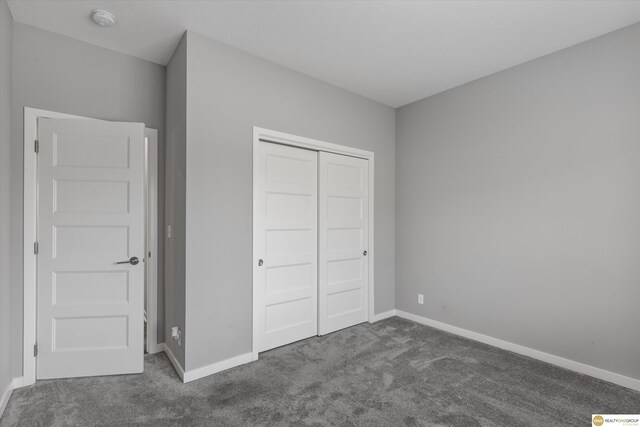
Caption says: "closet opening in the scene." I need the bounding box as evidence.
[252,127,375,359]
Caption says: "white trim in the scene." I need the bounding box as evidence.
[163,345,185,381]
[10,377,24,389]
[0,379,13,418]
[395,310,640,392]
[148,342,165,355]
[182,353,254,383]
[22,107,159,386]
[370,309,397,323]
[254,127,374,160]
[164,346,250,384]
[150,342,165,354]
[252,126,375,360]
[144,128,160,355]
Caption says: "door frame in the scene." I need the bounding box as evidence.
[144,128,161,355]
[252,126,375,361]
[22,107,159,386]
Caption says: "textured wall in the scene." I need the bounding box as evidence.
[181,31,396,371]
[164,34,187,368]
[396,23,640,380]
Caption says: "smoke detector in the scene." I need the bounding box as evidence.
[91,9,116,26]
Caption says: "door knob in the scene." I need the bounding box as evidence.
[258,259,264,266]
[363,251,368,256]
[116,256,139,265]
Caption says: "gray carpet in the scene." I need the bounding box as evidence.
[2,317,639,426]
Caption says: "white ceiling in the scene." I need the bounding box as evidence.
[7,0,640,107]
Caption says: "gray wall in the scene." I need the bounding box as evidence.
[182,31,395,371]
[0,0,14,401]
[396,23,640,380]
[10,23,166,377]
[164,34,187,368]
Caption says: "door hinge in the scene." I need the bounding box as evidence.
[34,242,39,255]
[34,140,39,153]
[34,344,38,357]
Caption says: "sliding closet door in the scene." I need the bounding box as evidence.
[254,142,318,352]
[318,152,369,335]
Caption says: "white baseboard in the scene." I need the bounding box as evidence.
[0,379,13,418]
[370,309,397,323]
[182,353,253,383]
[163,345,185,382]
[163,345,252,384]
[148,342,165,355]
[10,377,25,389]
[395,310,640,392]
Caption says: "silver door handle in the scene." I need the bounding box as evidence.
[116,256,139,265]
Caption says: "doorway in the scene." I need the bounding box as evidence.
[252,127,375,359]
[22,108,159,384]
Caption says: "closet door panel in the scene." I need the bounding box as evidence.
[254,142,318,352]
[318,152,369,335]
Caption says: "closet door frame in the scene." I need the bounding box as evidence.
[252,127,375,361]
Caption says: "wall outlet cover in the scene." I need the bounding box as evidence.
[171,326,182,346]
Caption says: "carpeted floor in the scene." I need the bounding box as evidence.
[2,317,639,426]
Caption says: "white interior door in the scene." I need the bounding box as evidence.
[36,118,145,379]
[254,142,318,352]
[318,152,369,335]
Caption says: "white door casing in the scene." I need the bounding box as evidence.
[318,152,369,335]
[36,118,145,379]
[253,142,318,353]
[144,129,161,355]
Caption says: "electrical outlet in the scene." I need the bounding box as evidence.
[167,224,172,239]
[171,326,182,346]
[418,294,424,305]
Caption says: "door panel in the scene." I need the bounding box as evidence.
[37,118,145,379]
[254,142,318,352]
[54,179,130,213]
[318,152,369,335]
